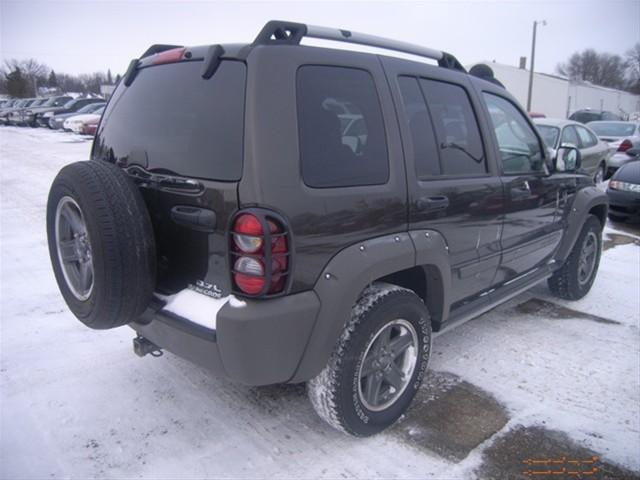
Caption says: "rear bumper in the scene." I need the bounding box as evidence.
[130,290,320,386]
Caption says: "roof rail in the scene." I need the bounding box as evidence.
[253,20,466,73]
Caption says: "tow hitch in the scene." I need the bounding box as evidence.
[133,335,163,357]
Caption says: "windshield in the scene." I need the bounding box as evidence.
[41,97,58,107]
[536,125,560,148]
[63,99,77,108]
[570,111,601,123]
[588,122,637,137]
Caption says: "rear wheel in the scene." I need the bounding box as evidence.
[548,214,602,300]
[308,283,431,436]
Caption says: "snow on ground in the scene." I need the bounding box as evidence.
[1,126,639,479]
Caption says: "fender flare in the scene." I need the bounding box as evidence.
[554,186,608,263]
[290,230,451,383]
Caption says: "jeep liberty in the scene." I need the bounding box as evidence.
[46,21,608,436]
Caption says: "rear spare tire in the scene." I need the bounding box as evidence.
[46,160,156,329]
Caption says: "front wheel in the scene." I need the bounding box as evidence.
[307,283,431,436]
[548,214,602,300]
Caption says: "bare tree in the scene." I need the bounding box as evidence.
[626,43,640,94]
[2,58,50,96]
[557,49,627,90]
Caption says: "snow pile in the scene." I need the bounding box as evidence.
[161,289,229,330]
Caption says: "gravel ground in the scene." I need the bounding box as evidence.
[1,126,639,479]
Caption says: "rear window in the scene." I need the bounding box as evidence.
[569,111,601,124]
[588,122,637,137]
[94,61,246,181]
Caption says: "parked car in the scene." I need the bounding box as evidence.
[10,97,55,126]
[0,99,23,124]
[37,97,104,127]
[534,118,610,182]
[45,20,607,437]
[23,95,73,127]
[82,121,99,136]
[0,99,19,120]
[607,157,640,222]
[6,98,44,125]
[587,121,640,176]
[48,102,105,129]
[569,109,623,124]
[63,106,105,133]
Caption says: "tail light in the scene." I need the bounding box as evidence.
[618,139,632,152]
[230,210,290,297]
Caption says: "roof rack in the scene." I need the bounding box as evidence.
[254,20,466,73]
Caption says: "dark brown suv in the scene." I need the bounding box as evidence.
[46,21,608,436]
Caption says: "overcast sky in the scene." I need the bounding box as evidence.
[1,0,639,77]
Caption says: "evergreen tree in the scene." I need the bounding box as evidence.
[6,67,28,97]
[48,70,58,87]
[107,69,113,84]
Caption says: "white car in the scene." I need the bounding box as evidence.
[63,107,105,133]
[587,121,640,176]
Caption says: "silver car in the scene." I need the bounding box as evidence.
[587,121,640,176]
[533,118,611,183]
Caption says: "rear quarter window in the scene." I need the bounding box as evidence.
[296,65,389,188]
[94,60,246,181]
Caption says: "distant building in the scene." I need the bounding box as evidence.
[100,84,116,99]
[468,61,640,119]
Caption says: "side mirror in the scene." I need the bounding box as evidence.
[555,145,581,172]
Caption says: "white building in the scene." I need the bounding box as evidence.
[469,61,640,119]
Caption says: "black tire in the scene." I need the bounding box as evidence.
[46,160,156,329]
[548,214,602,300]
[308,283,431,436]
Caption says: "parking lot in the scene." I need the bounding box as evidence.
[1,125,639,479]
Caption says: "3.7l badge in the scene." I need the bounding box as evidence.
[188,279,223,299]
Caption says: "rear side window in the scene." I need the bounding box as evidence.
[419,79,486,176]
[95,61,246,181]
[397,76,440,177]
[297,66,389,188]
[575,125,597,147]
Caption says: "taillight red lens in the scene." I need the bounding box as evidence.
[230,211,289,296]
[234,214,263,236]
[618,139,632,152]
[234,273,266,295]
[233,214,263,253]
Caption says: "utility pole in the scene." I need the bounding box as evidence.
[526,20,546,112]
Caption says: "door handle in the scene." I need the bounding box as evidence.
[417,195,450,211]
[170,206,217,232]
